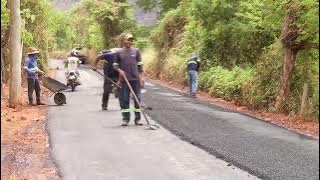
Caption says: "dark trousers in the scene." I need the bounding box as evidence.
[102,77,119,108]
[119,80,141,122]
[27,78,41,103]
[102,79,112,108]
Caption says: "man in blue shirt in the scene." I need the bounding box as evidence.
[23,47,45,106]
[93,48,120,110]
[187,53,201,98]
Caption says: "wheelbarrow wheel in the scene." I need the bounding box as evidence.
[54,92,66,106]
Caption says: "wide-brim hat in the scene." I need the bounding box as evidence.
[27,47,40,55]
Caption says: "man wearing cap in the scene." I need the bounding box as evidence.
[187,53,201,98]
[113,33,144,126]
[23,47,45,106]
[93,48,120,110]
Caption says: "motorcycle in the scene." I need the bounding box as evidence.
[66,70,80,92]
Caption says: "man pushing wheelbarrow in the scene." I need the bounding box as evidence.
[23,47,46,106]
[24,47,69,106]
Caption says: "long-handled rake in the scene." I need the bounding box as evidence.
[122,75,160,130]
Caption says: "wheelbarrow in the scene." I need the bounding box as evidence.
[41,76,69,105]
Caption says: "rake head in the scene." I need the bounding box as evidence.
[145,124,160,130]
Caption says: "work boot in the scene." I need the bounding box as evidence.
[37,102,45,105]
[134,119,143,126]
[121,120,129,126]
[29,102,36,106]
[102,106,108,110]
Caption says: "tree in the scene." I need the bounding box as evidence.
[8,0,22,108]
[1,0,10,85]
[136,0,181,16]
[275,0,319,112]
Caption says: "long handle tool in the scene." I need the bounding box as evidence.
[92,68,122,88]
[93,68,153,110]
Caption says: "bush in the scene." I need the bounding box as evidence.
[135,38,149,50]
[142,47,158,78]
[143,47,187,83]
[49,51,68,60]
[199,66,255,102]
[240,41,283,110]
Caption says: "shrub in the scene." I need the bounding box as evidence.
[199,66,255,102]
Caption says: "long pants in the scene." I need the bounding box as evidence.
[102,77,118,108]
[27,78,41,103]
[188,70,198,96]
[119,80,141,122]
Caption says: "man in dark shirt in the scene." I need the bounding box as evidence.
[187,53,201,98]
[93,49,120,110]
[113,33,144,126]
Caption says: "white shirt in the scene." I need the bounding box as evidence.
[66,57,80,71]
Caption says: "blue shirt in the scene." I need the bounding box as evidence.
[24,55,39,79]
[100,51,118,79]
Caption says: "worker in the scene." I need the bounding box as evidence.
[93,48,120,110]
[187,53,201,98]
[23,47,45,106]
[113,33,144,126]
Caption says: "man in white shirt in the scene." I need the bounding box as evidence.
[64,56,81,84]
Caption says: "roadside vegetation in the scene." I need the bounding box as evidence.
[1,0,318,119]
[141,0,319,121]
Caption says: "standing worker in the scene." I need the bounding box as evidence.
[23,47,45,106]
[93,49,120,110]
[113,33,144,126]
[187,53,201,98]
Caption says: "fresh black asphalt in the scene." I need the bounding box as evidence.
[142,80,319,180]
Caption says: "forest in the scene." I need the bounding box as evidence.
[1,0,319,119]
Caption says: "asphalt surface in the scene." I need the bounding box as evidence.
[47,60,258,180]
[142,80,319,180]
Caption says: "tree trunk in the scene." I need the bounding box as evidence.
[275,0,299,112]
[275,48,297,112]
[8,0,22,108]
[299,82,309,116]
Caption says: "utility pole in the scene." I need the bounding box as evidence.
[9,0,22,108]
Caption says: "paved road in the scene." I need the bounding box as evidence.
[142,80,319,180]
[47,60,258,180]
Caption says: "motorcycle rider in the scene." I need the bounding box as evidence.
[70,45,86,64]
[64,54,81,85]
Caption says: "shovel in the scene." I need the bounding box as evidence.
[122,75,160,130]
